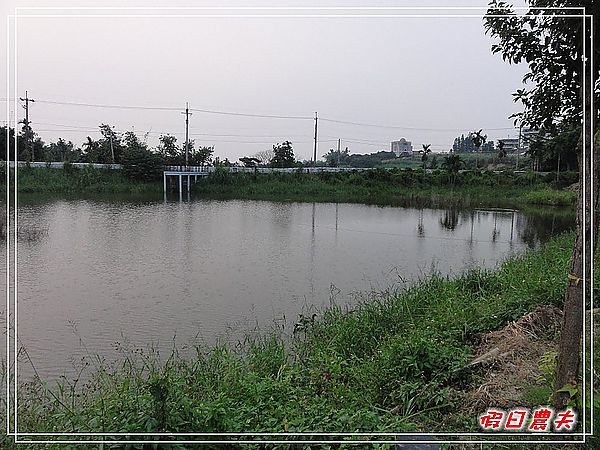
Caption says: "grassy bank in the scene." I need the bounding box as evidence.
[193,169,577,208]
[4,233,594,448]
[0,165,161,194]
[0,166,577,209]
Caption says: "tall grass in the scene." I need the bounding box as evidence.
[193,170,577,208]
[0,166,161,194]
[0,166,578,208]
[1,233,578,448]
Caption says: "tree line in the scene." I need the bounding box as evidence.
[0,124,216,167]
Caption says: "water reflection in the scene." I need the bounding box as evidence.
[3,196,574,380]
[440,209,460,231]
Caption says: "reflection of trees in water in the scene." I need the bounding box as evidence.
[517,211,574,248]
[269,202,293,229]
[417,208,425,236]
[440,209,460,230]
[492,214,500,243]
[435,208,574,247]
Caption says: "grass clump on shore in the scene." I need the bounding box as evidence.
[2,233,579,448]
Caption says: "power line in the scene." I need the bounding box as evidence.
[189,107,312,120]
[34,98,313,120]
[28,99,515,137]
[31,97,517,131]
[319,117,516,132]
[35,99,180,111]
[34,127,336,145]
[33,121,318,139]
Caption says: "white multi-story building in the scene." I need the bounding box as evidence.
[498,138,520,153]
[391,138,413,157]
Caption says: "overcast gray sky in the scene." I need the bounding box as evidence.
[2,1,528,161]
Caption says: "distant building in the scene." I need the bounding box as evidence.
[521,128,539,152]
[391,138,413,157]
[498,138,520,153]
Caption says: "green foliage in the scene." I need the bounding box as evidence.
[529,127,580,172]
[239,156,261,167]
[0,125,23,161]
[323,147,350,167]
[190,168,577,208]
[453,133,494,153]
[208,166,233,185]
[469,130,487,151]
[45,138,81,163]
[270,141,296,167]
[0,166,162,194]
[157,134,182,164]
[190,146,214,166]
[485,1,598,131]
[121,147,163,181]
[346,151,397,168]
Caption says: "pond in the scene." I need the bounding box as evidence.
[1,195,574,380]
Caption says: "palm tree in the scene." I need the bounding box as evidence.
[442,153,464,186]
[470,129,487,169]
[421,144,431,169]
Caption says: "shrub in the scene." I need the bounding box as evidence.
[63,161,75,175]
[121,148,163,181]
[209,167,233,185]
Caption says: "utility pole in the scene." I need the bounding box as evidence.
[109,134,115,164]
[337,138,341,167]
[313,112,318,166]
[182,102,192,166]
[19,90,35,161]
[516,125,522,171]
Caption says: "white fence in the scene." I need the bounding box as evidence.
[163,165,376,174]
[2,161,550,176]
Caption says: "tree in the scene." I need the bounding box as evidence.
[157,134,182,165]
[213,157,232,167]
[345,151,396,168]
[121,130,162,180]
[421,144,432,168]
[485,0,599,409]
[470,129,487,168]
[98,124,123,163]
[190,145,214,166]
[0,126,26,161]
[453,133,494,153]
[45,138,81,162]
[441,153,464,185]
[81,125,120,164]
[527,127,580,172]
[270,141,296,167]
[453,134,475,153]
[82,136,102,163]
[253,149,274,165]
[323,147,350,167]
[239,156,261,167]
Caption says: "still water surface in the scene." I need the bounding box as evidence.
[2,196,573,379]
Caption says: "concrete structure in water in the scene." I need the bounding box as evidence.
[163,167,209,197]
